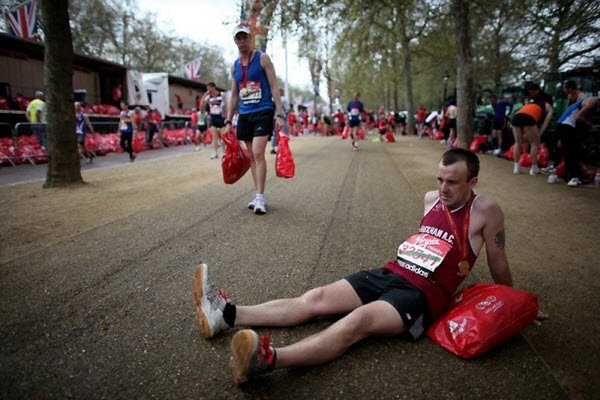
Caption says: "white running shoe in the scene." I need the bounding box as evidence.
[547,174,558,184]
[567,177,582,187]
[192,263,230,339]
[253,197,267,215]
[492,148,502,156]
[529,166,540,176]
[247,196,257,210]
[210,153,219,159]
[513,164,520,174]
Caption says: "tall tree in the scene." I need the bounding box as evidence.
[529,0,600,73]
[453,0,475,148]
[40,0,83,187]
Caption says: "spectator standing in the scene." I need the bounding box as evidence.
[26,90,46,148]
[119,101,135,162]
[195,109,208,151]
[490,95,513,155]
[190,108,198,144]
[112,83,122,106]
[132,107,142,134]
[563,81,586,105]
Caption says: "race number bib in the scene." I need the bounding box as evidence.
[240,81,262,105]
[120,122,129,131]
[210,104,222,115]
[350,107,359,116]
[396,233,452,279]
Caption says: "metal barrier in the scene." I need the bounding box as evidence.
[0,122,17,166]
[0,122,13,138]
[89,121,120,134]
[162,120,187,130]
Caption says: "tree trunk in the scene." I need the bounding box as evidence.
[399,19,415,136]
[41,0,83,187]
[453,0,475,148]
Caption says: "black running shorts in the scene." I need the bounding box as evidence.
[210,114,225,128]
[349,119,361,128]
[345,268,431,340]
[512,113,537,128]
[236,109,274,141]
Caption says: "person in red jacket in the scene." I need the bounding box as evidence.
[192,148,548,385]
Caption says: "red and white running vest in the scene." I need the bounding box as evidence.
[384,192,478,319]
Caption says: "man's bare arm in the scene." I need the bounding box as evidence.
[481,199,512,286]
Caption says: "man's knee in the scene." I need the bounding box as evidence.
[300,287,329,314]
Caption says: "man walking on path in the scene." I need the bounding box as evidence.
[223,23,284,215]
[193,148,548,384]
[347,93,363,150]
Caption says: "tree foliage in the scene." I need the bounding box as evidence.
[68,0,230,87]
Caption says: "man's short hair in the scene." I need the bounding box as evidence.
[528,83,540,91]
[207,82,216,88]
[564,80,577,90]
[35,90,44,97]
[441,148,480,180]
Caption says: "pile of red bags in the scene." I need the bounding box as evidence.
[17,135,47,164]
[469,135,489,153]
[0,137,21,165]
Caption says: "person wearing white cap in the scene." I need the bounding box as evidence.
[223,23,285,215]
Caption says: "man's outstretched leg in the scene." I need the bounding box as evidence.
[192,263,363,339]
[230,300,405,384]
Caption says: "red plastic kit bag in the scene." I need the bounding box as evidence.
[275,131,295,178]
[427,284,538,358]
[221,132,251,184]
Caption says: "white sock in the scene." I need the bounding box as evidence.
[256,193,264,200]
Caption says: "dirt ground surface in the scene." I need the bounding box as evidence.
[0,135,598,399]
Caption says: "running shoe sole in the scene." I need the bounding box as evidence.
[192,263,212,339]
[230,329,258,385]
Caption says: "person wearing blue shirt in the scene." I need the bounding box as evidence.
[347,92,364,151]
[490,95,513,155]
[224,24,285,215]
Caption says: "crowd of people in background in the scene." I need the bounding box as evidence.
[7,76,598,192]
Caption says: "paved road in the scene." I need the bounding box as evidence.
[1,135,597,399]
[0,143,199,186]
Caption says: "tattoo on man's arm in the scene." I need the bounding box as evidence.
[495,230,506,249]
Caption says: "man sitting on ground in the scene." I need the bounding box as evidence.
[193,148,548,384]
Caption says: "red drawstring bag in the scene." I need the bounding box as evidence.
[221,131,251,184]
[275,131,295,178]
[427,284,538,358]
[341,126,349,139]
[385,131,395,142]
